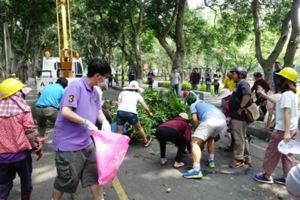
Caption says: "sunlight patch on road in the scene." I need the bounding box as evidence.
[32,165,56,183]
[257,183,288,199]
[140,169,182,180]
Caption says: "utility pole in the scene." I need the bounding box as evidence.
[3,22,9,76]
[121,55,125,87]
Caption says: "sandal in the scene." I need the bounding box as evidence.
[173,162,185,168]
[160,158,167,166]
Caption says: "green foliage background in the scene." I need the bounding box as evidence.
[110,89,189,137]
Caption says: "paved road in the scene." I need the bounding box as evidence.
[8,87,299,200]
[9,134,297,200]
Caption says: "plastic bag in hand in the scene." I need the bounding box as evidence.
[92,130,130,185]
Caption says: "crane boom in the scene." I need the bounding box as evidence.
[37,0,84,92]
[56,0,73,78]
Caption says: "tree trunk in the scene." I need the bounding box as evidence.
[173,0,186,71]
[284,0,300,68]
[261,61,274,86]
[251,0,291,84]
[3,21,12,76]
[155,0,186,72]
[131,33,143,80]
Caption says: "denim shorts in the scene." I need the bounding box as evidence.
[117,111,139,126]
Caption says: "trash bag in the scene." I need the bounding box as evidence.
[92,130,130,186]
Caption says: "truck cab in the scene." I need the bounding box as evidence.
[36,56,85,92]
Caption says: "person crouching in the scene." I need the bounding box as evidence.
[155,113,191,168]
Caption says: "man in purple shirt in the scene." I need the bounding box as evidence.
[52,59,111,200]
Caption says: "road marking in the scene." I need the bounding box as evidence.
[112,177,129,200]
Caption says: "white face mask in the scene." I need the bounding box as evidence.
[97,78,108,88]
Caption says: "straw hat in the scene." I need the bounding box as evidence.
[179,113,189,120]
[124,81,144,92]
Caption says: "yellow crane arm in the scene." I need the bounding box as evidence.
[56,0,73,77]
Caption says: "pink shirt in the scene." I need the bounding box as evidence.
[0,112,33,153]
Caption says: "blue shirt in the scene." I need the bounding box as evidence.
[190,102,225,121]
[36,83,64,109]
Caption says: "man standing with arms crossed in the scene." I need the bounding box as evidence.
[52,59,111,200]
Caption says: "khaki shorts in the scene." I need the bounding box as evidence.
[54,143,98,193]
[193,118,226,141]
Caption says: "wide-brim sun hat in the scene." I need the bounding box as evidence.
[0,78,27,99]
[124,80,144,92]
[219,89,232,99]
[277,67,298,83]
[179,112,189,120]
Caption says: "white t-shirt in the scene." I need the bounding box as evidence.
[117,90,143,114]
[275,91,298,131]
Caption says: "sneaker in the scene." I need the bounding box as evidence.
[231,159,244,169]
[207,159,215,168]
[144,137,152,147]
[274,177,286,185]
[254,173,274,184]
[182,169,203,179]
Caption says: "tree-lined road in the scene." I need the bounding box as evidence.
[8,88,299,200]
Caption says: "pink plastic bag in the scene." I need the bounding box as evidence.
[92,130,130,186]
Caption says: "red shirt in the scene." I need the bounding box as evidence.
[159,117,191,142]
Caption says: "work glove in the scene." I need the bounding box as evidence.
[83,119,98,131]
[101,120,111,132]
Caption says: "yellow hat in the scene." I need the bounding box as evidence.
[0,78,25,99]
[277,67,298,83]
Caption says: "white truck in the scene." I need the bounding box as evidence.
[36,56,84,92]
